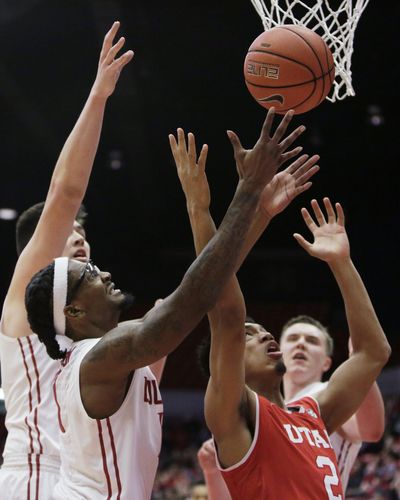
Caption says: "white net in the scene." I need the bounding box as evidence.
[250,0,370,101]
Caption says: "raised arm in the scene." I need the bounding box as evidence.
[83,109,306,378]
[337,337,384,442]
[168,118,318,470]
[3,22,133,337]
[294,198,391,434]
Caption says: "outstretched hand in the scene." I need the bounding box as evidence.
[259,154,320,218]
[169,128,210,211]
[294,198,350,263]
[92,21,134,99]
[227,107,305,192]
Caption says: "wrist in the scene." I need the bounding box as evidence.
[89,86,110,102]
[187,201,210,215]
[327,255,353,273]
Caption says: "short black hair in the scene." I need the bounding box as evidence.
[280,315,334,356]
[16,202,87,256]
[197,316,259,378]
[25,262,68,360]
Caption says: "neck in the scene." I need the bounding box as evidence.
[248,378,285,409]
[283,375,319,401]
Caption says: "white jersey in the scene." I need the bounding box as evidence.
[0,330,65,498]
[288,381,362,490]
[54,338,163,500]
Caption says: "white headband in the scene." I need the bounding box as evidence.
[53,257,69,336]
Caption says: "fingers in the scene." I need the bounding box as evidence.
[169,129,208,173]
[336,201,345,226]
[278,124,306,152]
[168,133,179,165]
[293,155,320,185]
[271,109,295,143]
[280,146,303,165]
[105,36,126,65]
[293,232,313,253]
[259,107,276,141]
[198,144,208,172]
[113,49,134,70]
[310,199,326,226]
[100,21,120,63]
[300,206,318,233]
[188,133,197,166]
[323,197,336,224]
[226,130,244,158]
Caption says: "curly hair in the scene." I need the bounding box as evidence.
[25,263,67,360]
[280,314,334,356]
[16,202,87,256]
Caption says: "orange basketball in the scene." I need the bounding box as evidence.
[244,25,335,114]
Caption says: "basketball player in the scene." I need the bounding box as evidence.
[197,316,385,498]
[280,315,385,489]
[0,22,133,499]
[23,107,307,499]
[175,133,390,498]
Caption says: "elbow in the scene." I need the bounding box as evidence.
[379,340,392,365]
[363,427,384,443]
[49,175,85,203]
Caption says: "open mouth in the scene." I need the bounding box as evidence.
[108,282,121,295]
[293,352,307,361]
[266,341,283,360]
[73,249,87,261]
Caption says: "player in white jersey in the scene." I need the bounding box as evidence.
[24,108,309,499]
[0,22,133,499]
[280,315,385,490]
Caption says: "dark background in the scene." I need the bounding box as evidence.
[0,0,398,388]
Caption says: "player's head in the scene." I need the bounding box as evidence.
[197,316,286,387]
[243,319,286,390]
[16,202,90,261]
[25,258,134,359]
[190,482,208,500]
[280,315,333,386]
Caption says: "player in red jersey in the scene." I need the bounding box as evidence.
[170,128,391,499]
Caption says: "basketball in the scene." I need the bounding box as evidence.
[244,25,335,114]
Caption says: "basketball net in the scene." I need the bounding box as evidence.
[250,0,370,101]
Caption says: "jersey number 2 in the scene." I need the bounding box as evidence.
[316,456,342,500]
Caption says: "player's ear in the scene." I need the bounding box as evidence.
[322,356,332,373]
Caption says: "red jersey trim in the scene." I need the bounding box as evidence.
[216,391,260,472]
[106,417,122,499]
[97,419,112,499]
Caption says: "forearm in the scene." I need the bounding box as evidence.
[203,470,232,500]
[329,258,390,360]
[354,381,385,441]
[187,204,217,257]
[178,181,260,312]
[50,91,107,200]
[238,206,272,267]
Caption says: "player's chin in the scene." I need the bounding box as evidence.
[274,359,287,376]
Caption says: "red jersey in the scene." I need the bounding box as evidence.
[219,394,343,500]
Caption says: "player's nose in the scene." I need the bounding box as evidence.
[73,231,85,246]
[259,332,274,342]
